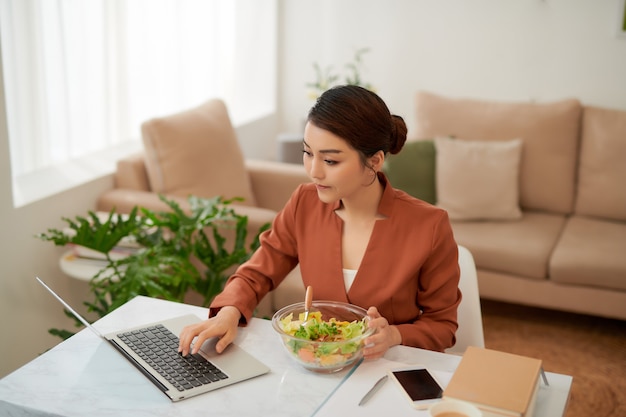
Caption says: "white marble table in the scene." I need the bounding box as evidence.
[0,296,572,416]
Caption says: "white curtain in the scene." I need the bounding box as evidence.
[0,0,274,179]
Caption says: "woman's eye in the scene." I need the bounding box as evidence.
[302,150,336,165]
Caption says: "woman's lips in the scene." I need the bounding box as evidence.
[315,184,330,191]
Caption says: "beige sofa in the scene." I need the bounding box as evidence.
[399,91,626,321]
[96,99,310,315]
[97,99,309,238]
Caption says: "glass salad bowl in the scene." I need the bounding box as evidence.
[271,300,374,373]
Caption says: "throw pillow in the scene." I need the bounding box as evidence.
[435,137,523,221]
[141,99,257,206]
[383,139,436,204]
[414,91,581,214]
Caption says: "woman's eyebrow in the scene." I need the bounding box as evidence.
[302,139,343,154]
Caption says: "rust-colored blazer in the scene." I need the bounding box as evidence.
[211,174,461,351]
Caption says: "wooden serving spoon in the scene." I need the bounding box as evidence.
[303,285,313,321]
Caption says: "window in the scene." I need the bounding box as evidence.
[0,0,276,207]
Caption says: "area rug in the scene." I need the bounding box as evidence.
[480,300,626,417]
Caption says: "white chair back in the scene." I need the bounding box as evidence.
[446,245,485,354]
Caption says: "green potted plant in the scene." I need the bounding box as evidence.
[306,47,375,100]
[37,194,269,339]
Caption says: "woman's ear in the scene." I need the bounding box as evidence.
[369,150,385,171]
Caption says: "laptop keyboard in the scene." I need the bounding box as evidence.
[117,324,229,392]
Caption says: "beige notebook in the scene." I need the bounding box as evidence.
[443,346,542,417]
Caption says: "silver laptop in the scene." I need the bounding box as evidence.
[36,277,270,402]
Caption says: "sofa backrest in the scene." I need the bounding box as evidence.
[413,91,582,215]
[575,106,626,222]
[141,99,257,206]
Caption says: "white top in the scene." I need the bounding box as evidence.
[343,268,358,291]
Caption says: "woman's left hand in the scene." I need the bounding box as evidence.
[363,306,402,360]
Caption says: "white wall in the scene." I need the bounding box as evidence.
[2,0,626,377]
[277,0,626,134]
[0,64,112,377]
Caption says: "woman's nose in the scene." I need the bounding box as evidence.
[307,158,323,180]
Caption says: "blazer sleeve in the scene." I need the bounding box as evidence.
[208,185,303,323]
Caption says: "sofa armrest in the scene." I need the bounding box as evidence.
[96,189,189,214]
[97,188,277,223]
[114,152,151,191]
[102,156,309,214]
[245,159,309,212]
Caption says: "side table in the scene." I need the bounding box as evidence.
[59,250,108,281]
[60,244,132,281]
[277,133,303,164]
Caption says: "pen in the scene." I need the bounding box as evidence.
[358,375,388,406]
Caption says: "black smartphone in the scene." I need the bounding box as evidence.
[388,367,444,409]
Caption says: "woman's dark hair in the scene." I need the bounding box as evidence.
[307,85,408,163]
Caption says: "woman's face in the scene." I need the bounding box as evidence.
[302,122,373,204]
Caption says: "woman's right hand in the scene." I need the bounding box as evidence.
[178,306,241,356]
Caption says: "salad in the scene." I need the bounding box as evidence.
[277,310,369,367]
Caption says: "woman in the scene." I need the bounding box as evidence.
[179,85,461,360]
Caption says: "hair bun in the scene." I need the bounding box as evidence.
[389,114,408,155]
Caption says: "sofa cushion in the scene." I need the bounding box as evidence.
[550,216,626,291]
[434,137,522,220]
[575,106,626,222]
[383,139,436,204]
[414,91,581,215]
[141,99,257,206]
[450,212,567,280]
